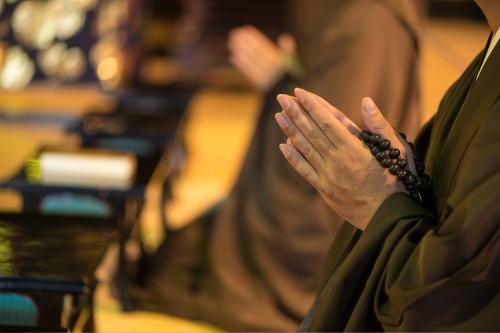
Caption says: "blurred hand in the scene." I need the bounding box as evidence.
[275,88,414,230]
[227,25,296,93]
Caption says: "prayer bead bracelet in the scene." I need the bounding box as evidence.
[359,129,434,212]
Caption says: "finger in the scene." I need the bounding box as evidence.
[277,94,337,161]
[227,30,274,86]
[227,27,282,75]
[245,25,275,47]
[304,90,361,136]
[361,98,416,174]
[227,29,264,61]
[275,107,327,172]
[278,141,320,189]
[277,33,296,54]
[293,88,357,149]
[233,26,276,59]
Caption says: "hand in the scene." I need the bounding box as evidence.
[275,88,414,230]
[227,25,296,93]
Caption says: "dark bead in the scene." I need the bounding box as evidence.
[416,162,425,175]
[407,141,414,150]
[371,145,381,155]
[369,143,375,149]
[413,152,421,162]
[396,158,408,169]
[370,134,381,145]
[381,158,392,168]
[397,158,407,169]
[379,139,391,150]
[360,130,372,143]
[397,170,409,181]
[405,183,415,191]
[399,132,407,140]
[375,151,386,162]
[389,149,400,159]
[414,177,424,189]
[389,164,400,175]
[405,173,417,185]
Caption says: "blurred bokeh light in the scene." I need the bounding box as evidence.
[0,0,131,91]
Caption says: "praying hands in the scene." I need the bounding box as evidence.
[227,25,297,93]
[275,88,417,230]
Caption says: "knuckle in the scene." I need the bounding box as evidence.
[371,117,388,131]
[301,169,315,185]
[301,168,310,180]
[306,128,320,142]
[302,145,314,159]
[319,121,332,133]
[289,109,301,122]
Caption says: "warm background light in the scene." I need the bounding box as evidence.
[0,0,129,91]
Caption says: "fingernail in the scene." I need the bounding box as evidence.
[275,112,289,127]
[294,87,305,102]
[279,144,290,157]
[364,98,377,114]
[277,94,290,109]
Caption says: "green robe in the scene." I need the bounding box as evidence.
[300,34,500,332]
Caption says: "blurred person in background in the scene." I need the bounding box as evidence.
[129,1,423,331]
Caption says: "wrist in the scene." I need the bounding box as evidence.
[283,54,305,82]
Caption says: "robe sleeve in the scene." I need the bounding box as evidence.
[305,32,499,333]
[305,102,499,332]
[373,104,500,332]
[305,194,436,332]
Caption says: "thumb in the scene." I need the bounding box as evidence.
[361,97,393,135]
[361,97,416,174]
[277,33,296,54]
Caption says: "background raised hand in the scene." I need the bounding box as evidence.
[227,25,297,93]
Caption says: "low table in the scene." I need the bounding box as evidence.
[0,150,163,312]
[0,213,116,331]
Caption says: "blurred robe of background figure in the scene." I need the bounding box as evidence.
[127,0,424,331]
